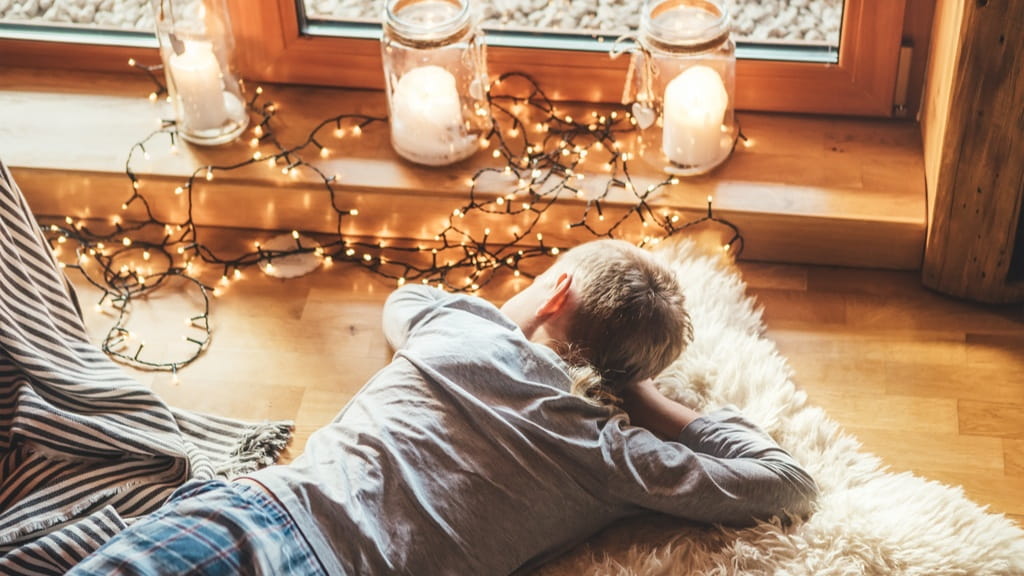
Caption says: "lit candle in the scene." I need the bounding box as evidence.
[389,65,476,166]
[662,65,729,168]
[169,40,229,132]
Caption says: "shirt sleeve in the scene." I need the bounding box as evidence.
[615,406,819,526]
[381,284,448,350]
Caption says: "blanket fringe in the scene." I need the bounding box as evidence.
[220,421,294,478]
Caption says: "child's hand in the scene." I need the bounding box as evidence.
[620,379,702,440]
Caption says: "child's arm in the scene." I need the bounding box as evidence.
[381,284,448,349]
[615,382,818,525]
[619,378,701,440]
[672,407,819,523]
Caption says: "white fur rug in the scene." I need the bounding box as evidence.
[534,239,1024,575]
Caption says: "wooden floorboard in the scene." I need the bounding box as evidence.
[68,248,1024,527]
[745,262,1024,524]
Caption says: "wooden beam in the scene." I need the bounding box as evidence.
[922,0,1024,303]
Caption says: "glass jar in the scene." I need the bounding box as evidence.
[381,0,492,166]
[151,0,249,146]
[629,0,737,176]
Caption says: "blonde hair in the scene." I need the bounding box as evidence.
[555,240,692,406]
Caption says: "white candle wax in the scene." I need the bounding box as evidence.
[390,65,476,166]
[662,65,729,168]
[169,40,229,133]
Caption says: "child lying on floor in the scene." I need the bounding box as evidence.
[70,239,818,575]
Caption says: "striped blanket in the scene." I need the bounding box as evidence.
[0,161,293,575]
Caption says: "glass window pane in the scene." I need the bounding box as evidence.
[0,0,162,46]
[300,0,843,63]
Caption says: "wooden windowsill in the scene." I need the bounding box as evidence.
[0,66,926,269]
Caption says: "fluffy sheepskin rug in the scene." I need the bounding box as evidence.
[534,238,1024,575]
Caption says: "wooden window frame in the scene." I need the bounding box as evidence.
[230,0,906,116]
[1,0,908,116]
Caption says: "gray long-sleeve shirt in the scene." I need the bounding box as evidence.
[247,284,817,575]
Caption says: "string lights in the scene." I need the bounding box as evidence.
[42,67,743,373]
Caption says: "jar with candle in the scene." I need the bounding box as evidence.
[381,0,492,166]
[627,0,738,176]
[152,0,249,146]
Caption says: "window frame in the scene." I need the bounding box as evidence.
[229,0,906,116]
[0,33,156,74]
[0,0,907,117]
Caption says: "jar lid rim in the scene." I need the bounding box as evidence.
[385,0,471,42]
[641,0,731,47]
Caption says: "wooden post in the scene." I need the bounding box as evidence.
[922,0,1024,303]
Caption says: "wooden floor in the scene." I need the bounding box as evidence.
[68,245,1024,528]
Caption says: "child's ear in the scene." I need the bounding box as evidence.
[536,273,573,318]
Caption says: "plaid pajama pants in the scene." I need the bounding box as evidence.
[68,479,327,575]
